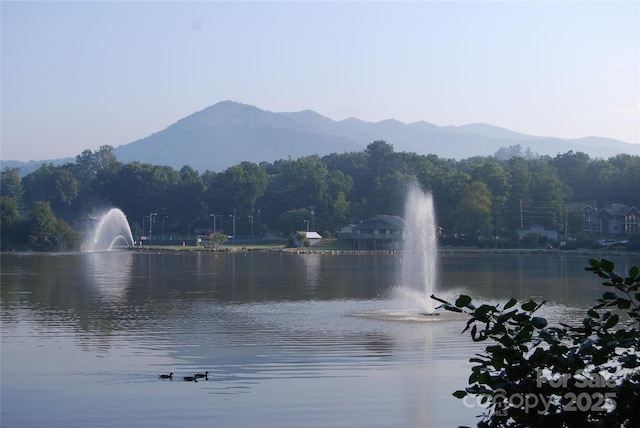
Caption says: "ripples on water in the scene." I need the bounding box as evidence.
[2,251,637,427]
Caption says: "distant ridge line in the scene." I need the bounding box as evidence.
[2,100,637,175]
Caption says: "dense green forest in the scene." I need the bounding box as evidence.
[1,141,639,251]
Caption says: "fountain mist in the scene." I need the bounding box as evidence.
[396,184,438,313]
[84,208,134,251]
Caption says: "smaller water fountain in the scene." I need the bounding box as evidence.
[84,208,134,251]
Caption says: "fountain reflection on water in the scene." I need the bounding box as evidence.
[83,208,134,251]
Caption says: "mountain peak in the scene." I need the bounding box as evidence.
[4,101,636,175]
[180,100,276,128]
[121,101,636,171]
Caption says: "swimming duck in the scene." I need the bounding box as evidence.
[195,371,209,380]
[159,373,173,379]
[183,375,198,382]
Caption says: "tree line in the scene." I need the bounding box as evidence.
[1,141,639,251]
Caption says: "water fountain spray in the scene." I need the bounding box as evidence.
[84,208,134,251]
[397,184,439,314]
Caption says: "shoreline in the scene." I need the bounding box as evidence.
[127,246,639,258]
[3,246,637,258]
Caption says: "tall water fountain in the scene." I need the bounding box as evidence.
[395,184,439,314]
[84,208,134,251]
[356,184,444,322]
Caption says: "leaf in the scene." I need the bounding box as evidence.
[497,310,516,324]
[617,298,631,309]
[579,339,593,353]
[587,308,600,319]
[521,300,537,312]
[601,259,615,273]
[475,304,494,318]
[539,329,556,344]
[504,298,517,310]
[516,326,534,342]
[531,316,547,329]
[455,295,472,308]
[528,347,548,363]
[604,313,619,329]
[611,271,624,283]
[452,390,467,398]
[619,338,636,348]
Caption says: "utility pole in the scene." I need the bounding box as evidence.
[150,212,157,242]
[309,205,315,232]
[520,200,523,229]
[565,203,569,240]
[229,208,236,243]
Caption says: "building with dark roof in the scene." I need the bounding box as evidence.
[597,203,640,236]
[336,215,405,250]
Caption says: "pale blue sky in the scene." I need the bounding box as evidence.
[2,1,639,161]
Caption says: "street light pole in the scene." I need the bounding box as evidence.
[150,213,157,243]
[309,206,315,232]
[210,213,216,234]
[229,208,236,243]
[249,215,253,244]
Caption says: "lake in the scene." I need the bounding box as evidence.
[2,251,638,427]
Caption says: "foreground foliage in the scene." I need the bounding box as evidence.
[433,259,640,427]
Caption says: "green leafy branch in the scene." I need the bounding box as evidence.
[432,259,640,427]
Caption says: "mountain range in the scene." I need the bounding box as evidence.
[4,100,638,175]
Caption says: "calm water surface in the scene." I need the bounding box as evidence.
[2,251,638,427]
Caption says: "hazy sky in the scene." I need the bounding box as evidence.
[2,1,639,161]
